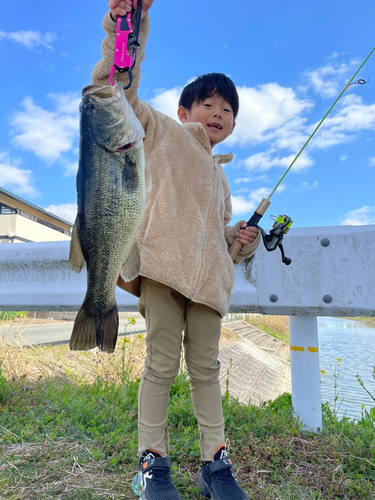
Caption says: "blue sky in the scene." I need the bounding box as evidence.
[1,0,374,228]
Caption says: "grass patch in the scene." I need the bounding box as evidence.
[1,318,375,499]
[0,311,28,321]
[245,314,290,344]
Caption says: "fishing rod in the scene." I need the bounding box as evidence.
[109,0,143,89]
[229,46,375,264]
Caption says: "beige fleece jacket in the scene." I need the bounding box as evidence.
[91,12,261,317]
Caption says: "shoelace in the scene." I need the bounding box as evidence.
[213,467,235,485]
[148,467,174,486]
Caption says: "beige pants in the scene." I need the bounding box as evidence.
[137,277,225,461]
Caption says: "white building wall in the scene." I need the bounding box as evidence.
[0,214,70,243]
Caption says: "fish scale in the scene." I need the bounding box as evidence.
[69,81,149,353]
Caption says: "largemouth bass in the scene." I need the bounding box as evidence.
[69,81,150,353]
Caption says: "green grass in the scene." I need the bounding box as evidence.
[0,311,28,321]
[245,314,290,344]
[1,365,375,499]
[0,319,374,499]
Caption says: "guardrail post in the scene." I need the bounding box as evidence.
[289,316,322,434]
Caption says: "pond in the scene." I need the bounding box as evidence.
[318,317,375,420]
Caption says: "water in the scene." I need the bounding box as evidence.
[318,317,375,421]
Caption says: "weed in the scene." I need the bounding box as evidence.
[329,357,343,415]
[245,314,289,343]
[0,311,28,321]
[356,366,375,425]
[119,317,140,394]
[0,364,12,404]
[0,318,375,499]
[225,358,233,395]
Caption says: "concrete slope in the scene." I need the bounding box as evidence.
[219,321,291,406]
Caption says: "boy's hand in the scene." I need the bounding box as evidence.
[236,221,259,246]
[108,0,154,20]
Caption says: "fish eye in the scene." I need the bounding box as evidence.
[82,98,95,111]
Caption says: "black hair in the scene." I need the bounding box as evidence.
[178,73,239,119]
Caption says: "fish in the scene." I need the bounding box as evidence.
[69,81,150,353]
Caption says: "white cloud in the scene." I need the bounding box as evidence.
[226,83,313,147]
[244,151,313,173]
[149,83,313,150]
[0,30,57,50]
[0,152,39,198]
[231,195,256,215]
[11,92,80,164]
[342,206,375,226]
[231,187,271,216]
[325,51,350,61]
[61,159,78,177]
[150,87,182,121]
[301,59,360,99]
[296,181,318,191]
[235,177,253,184]
[311,94,375,149]
[275,184,286,193]
[340,154,348,161]
[230,73,375,159]
[44,204,76,224]
[147,72,375,178]
[369,158,375,166]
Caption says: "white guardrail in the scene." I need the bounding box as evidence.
[1,225,375,433]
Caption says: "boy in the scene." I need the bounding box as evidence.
[93,1,260,498]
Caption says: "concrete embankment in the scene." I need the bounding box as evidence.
[219,320,291,406]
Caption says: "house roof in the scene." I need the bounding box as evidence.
[0,187,74,227]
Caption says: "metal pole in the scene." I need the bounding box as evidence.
[289,316,322,434]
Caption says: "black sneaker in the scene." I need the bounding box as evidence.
[131,450,181,499]
[197,446,248,500]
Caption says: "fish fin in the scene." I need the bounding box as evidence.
[145,166,152,193]
[69,302,97,351]
[120,243,141,282]
[69,221,86,273]
[70,299,119,354]
[98,303,119,353]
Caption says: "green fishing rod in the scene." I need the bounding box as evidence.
[229,46,375,264]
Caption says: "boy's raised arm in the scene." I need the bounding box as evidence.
[92,0,154,113]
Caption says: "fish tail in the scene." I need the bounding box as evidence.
[70,300,119,353]
[97,303,119,353]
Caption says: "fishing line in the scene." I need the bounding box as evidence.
[268,47,375,200]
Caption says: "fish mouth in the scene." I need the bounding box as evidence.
[82,82,122,99]
[116,141,137,152]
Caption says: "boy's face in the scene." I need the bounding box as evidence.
[178,93,236,147]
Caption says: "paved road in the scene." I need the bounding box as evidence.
[1,318,147,347]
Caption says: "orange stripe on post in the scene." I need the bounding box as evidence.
[308,347,319,353]
[290,346,305,352]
